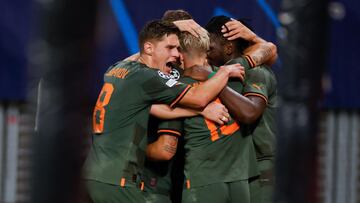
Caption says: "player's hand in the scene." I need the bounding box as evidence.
[222,19,256,41]
[201,101,230,125]
[221,63,245,82]
[183,65,212,81]
[173,19,208,38]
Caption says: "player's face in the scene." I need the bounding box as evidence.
[207,35,226,67]
[152,34,180,73]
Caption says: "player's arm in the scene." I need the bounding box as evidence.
[243,42,277,68]
[181,64,264,124]
[219,88,266,124]
[146,134,179,161]
[150,104,198,119]
[176,63,244,109]
[218,67,269,124]
[222,19,277,66]
[150,102,230,125]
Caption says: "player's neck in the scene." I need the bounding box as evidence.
[230,51,242,61]
[138,55,156,69]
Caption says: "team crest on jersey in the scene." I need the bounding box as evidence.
[157,69,180,80]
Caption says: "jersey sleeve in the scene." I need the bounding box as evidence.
[141,70,191,108]
[242,66,272,104]
[157,119,183,137]
[225,57,251,70]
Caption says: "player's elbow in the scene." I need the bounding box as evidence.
[164,152,176,160]
[241,113,259,124]
[158,151,175,161]
[239,108,261,124]
[146,150,175,161]
[268,42,277,57]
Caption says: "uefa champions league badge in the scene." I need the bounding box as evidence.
[158,68,181,87]
[157,69,180,80]
[169,69,180,80]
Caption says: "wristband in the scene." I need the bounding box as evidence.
[207,71,217,79]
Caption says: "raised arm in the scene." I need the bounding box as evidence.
[222,19,277,66]
[177,63,244,109]
[243,42,277,67]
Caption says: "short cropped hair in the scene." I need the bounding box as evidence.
[205,15,250,54]
[138,20,181,53]
[180,31,210,54]
[162,9,193,22]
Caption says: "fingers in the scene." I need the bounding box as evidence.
[188,20,207,38]
[225,20,244,31]
[223,33,237,40]
[187,21,201,37]
[223,29,244,40]
[188,28,200,38]
[221,20,242,34]
[214,115,227,125]
[225,63,246,80]
[197,27,208,38]
[239,68,245,82]
[190,24,207,38]
[222,113,230,121]
[221,20,256,41]
[239,73,245,82]
[214,113,230,125]
[214,118,224,125]
[202,101,231,125]
[173,19,207,38]
[222,105,228,113]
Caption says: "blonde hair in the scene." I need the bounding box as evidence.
[179,31,210,55]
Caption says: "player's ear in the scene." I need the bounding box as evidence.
[143,41,154,55]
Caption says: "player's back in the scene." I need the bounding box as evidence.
[85,59,191,186]
[85,60,160,185]
[180,77,258,188]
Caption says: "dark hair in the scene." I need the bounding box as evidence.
[162,9,193,22]
[138,20,180,52]
[205,15,250,54]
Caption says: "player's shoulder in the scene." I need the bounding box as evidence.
[226,57,250,69]
[249,64,274,76]
[246,65,277,87]
[104,60,147,80]
[105,60,139,73]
